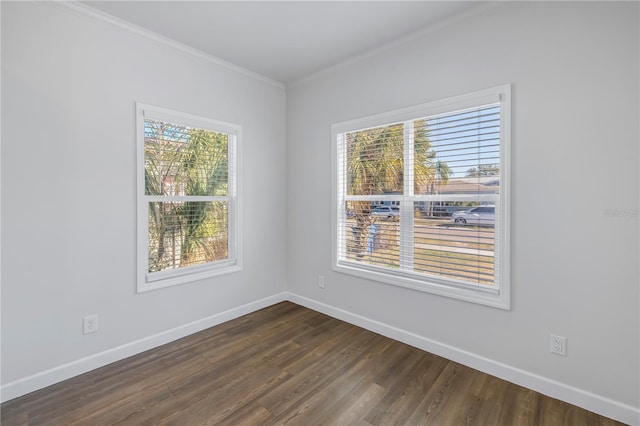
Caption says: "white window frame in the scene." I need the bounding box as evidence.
[331,85,511,309]
[136,103,242,292]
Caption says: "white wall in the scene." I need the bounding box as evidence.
[1,1,287,391]
[287,0,639,420]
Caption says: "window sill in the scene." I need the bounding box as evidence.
[138,262,242,293]
[333,261,510,310]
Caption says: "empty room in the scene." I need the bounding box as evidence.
[1,1,638,424]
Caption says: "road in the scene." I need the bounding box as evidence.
[351,218,495,257]
[414,221,494,244]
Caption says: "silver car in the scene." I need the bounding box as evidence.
[452,206,495,226]
[371,206,400,221]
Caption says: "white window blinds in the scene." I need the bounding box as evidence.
[333,85,510,308]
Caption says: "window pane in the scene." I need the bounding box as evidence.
[415,105,500,196]
[413,201,495,286]
[144,119,228,196]
[340,201,400,269]
[148,201,228,273]
[346,124,404,196]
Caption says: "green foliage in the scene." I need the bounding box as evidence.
[347,124,404,195]
[413,119,437,194]
[145,120,229,272]
[466,163,499,177]
[177,129,228,264]
[346,120,435,196]
[345,120,438,259]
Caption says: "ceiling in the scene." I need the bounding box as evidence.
[83,1,487,85]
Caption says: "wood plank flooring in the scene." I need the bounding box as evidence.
[1,302,625,425]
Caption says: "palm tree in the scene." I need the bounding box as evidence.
[145,122,229,272]
[145,120,187,272]
[427,160,452,216]
[178,128,229,265]
[347,121,433,258]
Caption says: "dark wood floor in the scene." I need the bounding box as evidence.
[1,302,624,425]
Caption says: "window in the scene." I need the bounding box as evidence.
[136,103,241,292]
[332,85,510,309]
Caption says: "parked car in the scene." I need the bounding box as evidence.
[417,203,462,217]
[432,206,450,217]
[452,206,495,226]
[371,206,400,221]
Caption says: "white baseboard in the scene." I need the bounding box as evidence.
[2,291,638,425]
[285,292,640,426]
[0,292,288,404]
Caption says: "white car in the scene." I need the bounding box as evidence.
[371,206,400,221]
[452,206,495,226]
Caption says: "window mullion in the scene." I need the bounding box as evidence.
[400,120,414,271]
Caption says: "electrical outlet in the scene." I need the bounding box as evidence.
[550,334,566,356]
[83,314,99,334]
[318,275,325,289]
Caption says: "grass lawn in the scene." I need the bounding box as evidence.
[344,218,495,285]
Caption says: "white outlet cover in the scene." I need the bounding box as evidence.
[550,334,567,356]
[83,315,99,334]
